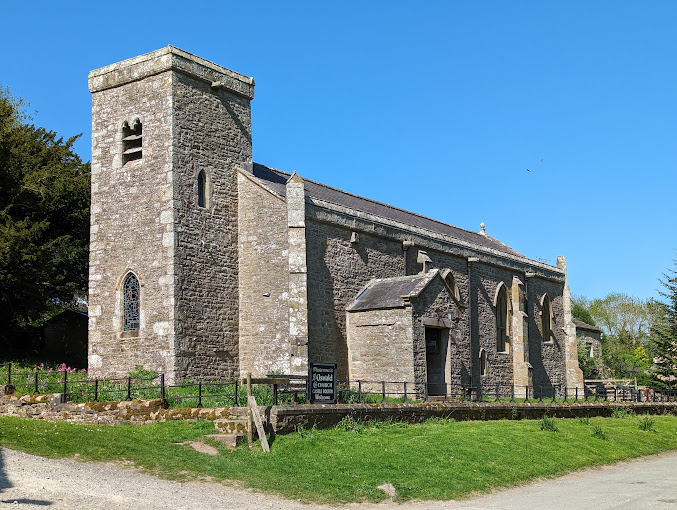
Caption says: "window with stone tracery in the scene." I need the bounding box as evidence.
[123,273,140,331]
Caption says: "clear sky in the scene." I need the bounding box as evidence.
[1,1,675,301]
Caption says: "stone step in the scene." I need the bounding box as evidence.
[214,417,248,435]
[205,434,238,450]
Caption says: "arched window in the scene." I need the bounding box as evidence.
[541,295,553,343]
[495,284,509,353]
[197,170,207,208]
[123,273,140,331]
[479,349,487,376]
[122,119,142,165]
[441,269,461,305]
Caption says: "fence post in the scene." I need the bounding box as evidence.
[198,381,203,408]
[273,383,278,406]
[7,362,11,385]
[358,380,362,403]
[160,374,166,407]
[94,379,99,402]
[382,381,386,403]
[510,384,515,402]
[62,370,68,402]
[126,377,132,401]
[403,381,407,402]
[525,385,529,403]
[234,378,239,407]
[495,382,500,402]
[552,386,556,403]
[34,372,39,394]
[563,385,567,402]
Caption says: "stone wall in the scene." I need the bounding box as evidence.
[172,71,252,380]
[527,277,567,392]
[346,308,414,387]
[306,220,405,379]
[412,276,465,394]
[470,263,516,391]
[88,69,176,378]
[4,391,674,435]
[238,173,291,376]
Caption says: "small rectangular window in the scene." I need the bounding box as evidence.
[122,120,142,165]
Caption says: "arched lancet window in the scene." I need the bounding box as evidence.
[197,170,207,208]
[479,349,487,376]
[495,284,509,353]
[123,273,140,331]
[122,119,142,165]
[541,295,553,343]
[441,269,461,305]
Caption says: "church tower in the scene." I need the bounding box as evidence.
[87,47,255,382]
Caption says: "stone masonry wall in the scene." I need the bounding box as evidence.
[88,71,176,378]
[412,276,464,394]
[238,173,291,376]
[471,263,515,392]
[528,277,567,392]
[306,220,405,379]
[410,248,472,388]
[346,308,414,388]
[172,72,252,380]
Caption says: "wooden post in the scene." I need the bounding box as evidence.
[248,395,270,453]
[246,372,253,448]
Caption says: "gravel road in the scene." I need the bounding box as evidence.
[1,446,676,509]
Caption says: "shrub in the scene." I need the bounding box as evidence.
[539,415,559,432]
[577,416,590,425]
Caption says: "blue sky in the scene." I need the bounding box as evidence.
[1,1,675,301]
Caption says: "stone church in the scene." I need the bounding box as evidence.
[87,46,583,396]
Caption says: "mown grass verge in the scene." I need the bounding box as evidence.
[1,414,676,503]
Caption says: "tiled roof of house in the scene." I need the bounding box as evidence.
[251,163,526,259]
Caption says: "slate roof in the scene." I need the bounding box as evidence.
[250,163,526,259]
[346,270,441,312]
[573,318,602,333]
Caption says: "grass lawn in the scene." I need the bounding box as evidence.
[1,414,676,503]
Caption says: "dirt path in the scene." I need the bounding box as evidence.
[1,447,676,509]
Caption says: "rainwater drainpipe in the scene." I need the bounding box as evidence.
[467,257,478,389]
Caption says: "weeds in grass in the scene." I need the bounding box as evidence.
[591,425,607,440]
[295,423,317,439]
[577,416,590,425]
[637,417,656,432]
[337,414,364,433]
[424,416,455,424]
[612,408,635,419]
[511,406,518,420]
[539,414,559,432]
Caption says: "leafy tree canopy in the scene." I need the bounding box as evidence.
[0,87,90,344]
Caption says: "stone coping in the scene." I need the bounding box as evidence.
[88,46,255,99]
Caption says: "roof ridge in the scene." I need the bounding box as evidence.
[254,163,519,253]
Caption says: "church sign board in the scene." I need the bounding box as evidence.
[309,362,337,404]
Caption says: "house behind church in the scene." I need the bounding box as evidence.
[87,46,583,397]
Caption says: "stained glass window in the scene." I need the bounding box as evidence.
[123,273,140,331]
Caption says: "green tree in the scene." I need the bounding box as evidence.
[650,261,677,388]
[0,87,90,348]
[573,293,660,379]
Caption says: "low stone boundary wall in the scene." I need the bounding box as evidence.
[0,393,232,425]
[269,401,677,434]
[2,389,675,432]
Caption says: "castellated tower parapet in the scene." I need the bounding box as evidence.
[88,47,254,382]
